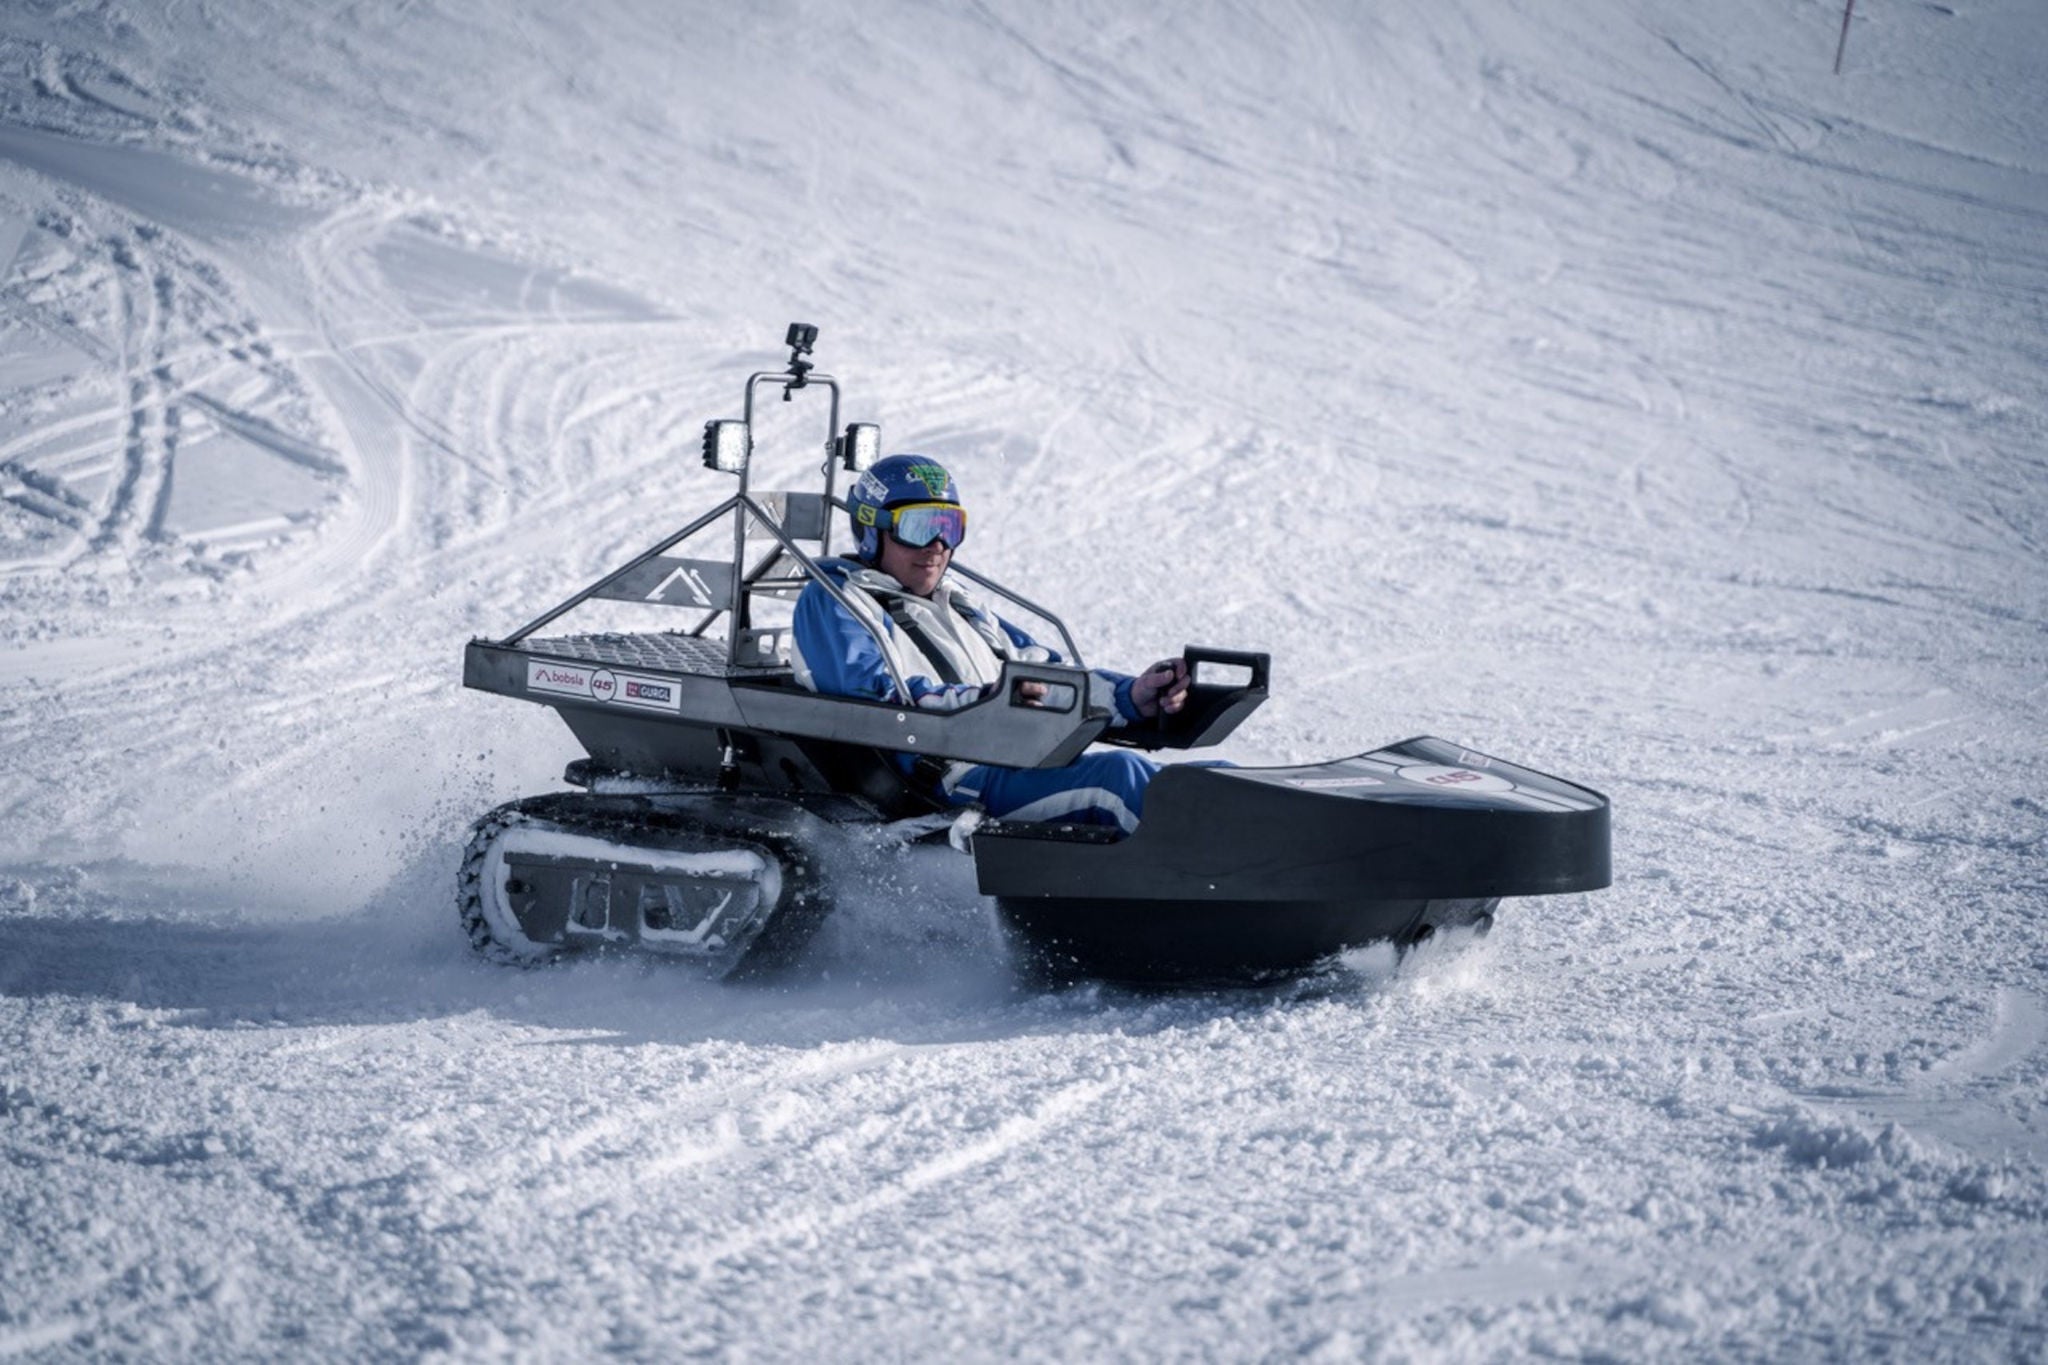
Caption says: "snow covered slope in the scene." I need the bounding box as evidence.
[2,0,2044,1357]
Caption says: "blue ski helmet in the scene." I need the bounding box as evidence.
[846,454,964,562]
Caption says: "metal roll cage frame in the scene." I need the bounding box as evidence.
[494,342,1086,704]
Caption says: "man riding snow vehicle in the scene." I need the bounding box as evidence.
[457,324,1611,982]
[792,454,1192,835]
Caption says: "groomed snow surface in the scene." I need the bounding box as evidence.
[2,0,2045,1358]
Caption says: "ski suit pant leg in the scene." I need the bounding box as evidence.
[946,751,1161,835]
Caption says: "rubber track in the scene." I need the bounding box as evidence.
[456,803,559,965]
[455,796,732,966]
[454,793,838,975]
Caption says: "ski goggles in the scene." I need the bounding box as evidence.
[884,502,968,550]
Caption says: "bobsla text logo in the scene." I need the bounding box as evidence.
[530,664,612,699]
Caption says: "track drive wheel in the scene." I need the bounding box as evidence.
[457,805,555,965]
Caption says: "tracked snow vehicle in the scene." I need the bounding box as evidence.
[459,325,1610,982]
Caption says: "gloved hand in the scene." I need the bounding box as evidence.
[1132,657,1191,718]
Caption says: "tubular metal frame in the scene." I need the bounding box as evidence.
[491,350,1088,705]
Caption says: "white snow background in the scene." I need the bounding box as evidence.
[2,0,2045,1358]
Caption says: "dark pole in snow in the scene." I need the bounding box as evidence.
[1834,0,1857,75]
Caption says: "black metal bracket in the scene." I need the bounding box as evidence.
[782,322,817,400]
[1098,645,1270,751]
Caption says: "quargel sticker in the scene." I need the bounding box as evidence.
[1396,764,1514,793]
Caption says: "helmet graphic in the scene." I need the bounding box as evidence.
[845,454,964,562]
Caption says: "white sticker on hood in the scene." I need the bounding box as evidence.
[1285,775,1385,789]
[1396,764,1513,793]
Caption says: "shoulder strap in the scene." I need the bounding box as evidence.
[880,600,965,684]
[935,582,1025,663]
[840,569,1005,690]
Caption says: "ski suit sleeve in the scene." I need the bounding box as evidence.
[792,580,987,712]
[1104,673,1143,727]
[989,615,1143,727]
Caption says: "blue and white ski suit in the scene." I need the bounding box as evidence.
[790,558,1159,833]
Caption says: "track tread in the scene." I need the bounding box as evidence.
[454,792,840,978]
[456,805,556,965]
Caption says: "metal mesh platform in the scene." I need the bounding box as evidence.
[517,632,783,677]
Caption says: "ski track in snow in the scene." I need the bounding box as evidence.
[2,0,2047,1359]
